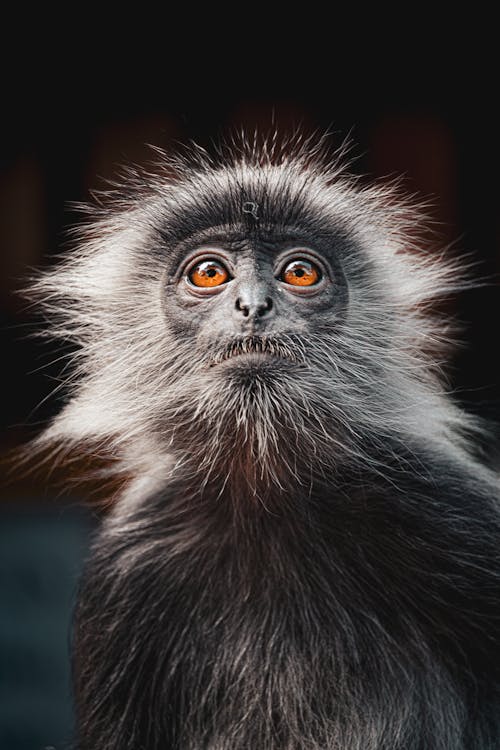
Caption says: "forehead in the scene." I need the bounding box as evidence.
[153,163,348,245]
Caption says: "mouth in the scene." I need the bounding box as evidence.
[210,336,304,367]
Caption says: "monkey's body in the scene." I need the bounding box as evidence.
[75,448,500,749]
[32,136,500,748]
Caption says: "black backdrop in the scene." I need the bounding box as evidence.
[1,38,499,750]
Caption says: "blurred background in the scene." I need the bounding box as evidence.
[1,48,499,749]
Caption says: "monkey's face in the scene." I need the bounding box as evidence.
[154,226,350,487]
[139,166,372,485]
[164,227,348,383]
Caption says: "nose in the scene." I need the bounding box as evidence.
[234,283,274,322]
[235,295,273,318]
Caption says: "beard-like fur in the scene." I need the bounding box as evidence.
[25,132,500,748]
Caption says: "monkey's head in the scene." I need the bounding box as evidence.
[31,135,472,495]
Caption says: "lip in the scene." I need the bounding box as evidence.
[216,351,289,365]
[209,337,303,367]
[210,352,296,370]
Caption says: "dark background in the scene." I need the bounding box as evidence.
[1,46,499,749]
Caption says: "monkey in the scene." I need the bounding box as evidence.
[29,133,500,749]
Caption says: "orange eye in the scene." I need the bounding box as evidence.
[281,259,321,287]
[188,260,230,288]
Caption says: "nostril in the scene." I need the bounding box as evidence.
[257,297,273,317]
[235,298,250,317]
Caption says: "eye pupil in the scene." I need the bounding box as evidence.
[294,268,305,277]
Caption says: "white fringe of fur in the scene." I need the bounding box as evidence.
[24,132,494,492]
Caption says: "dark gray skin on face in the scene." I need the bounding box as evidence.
[32,138,500,749]
[166,228,348,355]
